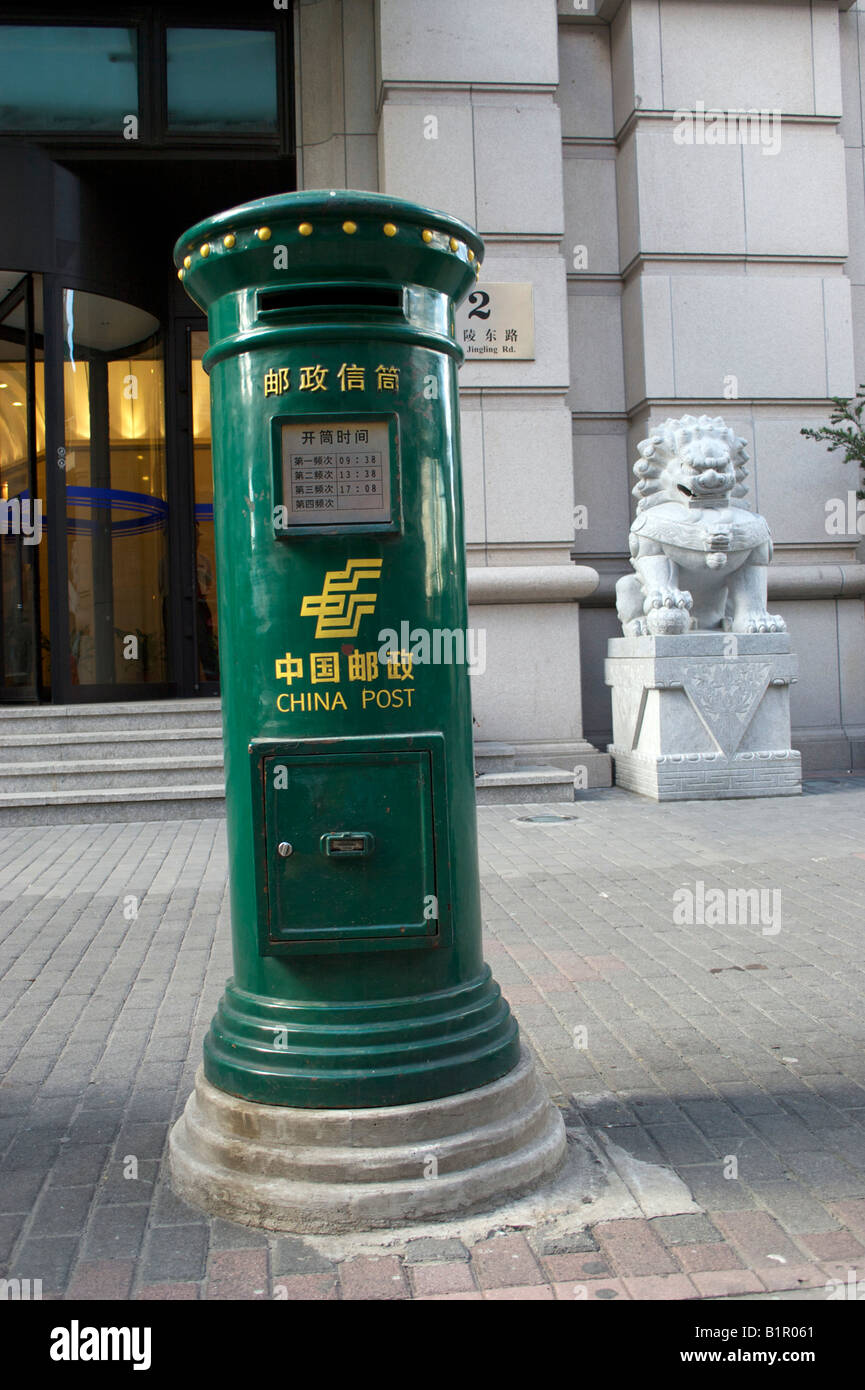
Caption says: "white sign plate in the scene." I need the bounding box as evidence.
[455,283,535,360]
[280,419,391,526]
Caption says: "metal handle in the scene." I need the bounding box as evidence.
[320,832,375,858]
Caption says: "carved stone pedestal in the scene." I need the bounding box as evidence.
[605,634,801,800]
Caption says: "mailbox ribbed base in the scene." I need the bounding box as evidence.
[202,968,521,1108]
[169,1045,566,1233]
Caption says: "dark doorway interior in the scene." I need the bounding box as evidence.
[0,2,296,703]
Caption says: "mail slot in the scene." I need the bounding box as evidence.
[173,190,521,1108]
[321,833,374,857]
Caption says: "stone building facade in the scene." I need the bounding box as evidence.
[295,0,865,783]
[0,1,862,798]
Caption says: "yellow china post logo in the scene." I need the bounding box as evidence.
[300,558,383,639]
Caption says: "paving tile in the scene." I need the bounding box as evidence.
[787,1152,864,1198]
[828,1199,865,1238]
[0,1170,48,1214]
[64,1259,135,1301]
[649,1214,722,1246]
[622,1274,698,1300]
[48,1145,110,1188]
[402,1237,469,1264]
[680,1101,751,1139]
[470,1235,544,1289]
[541,1253,612,1281]
[592,1219,679,1277]
[10,1236,78,1294]
[552,1278,631,1301]
[135,1282,200,1300]
[724,1140,790,1187]
[539,1230,598,1256]
[209,1219,269,1250]
[409,1262,476,1296]
[139,1224,208,1283]
[148,1185,206,1227]
[675,1242,745,1274]
[272,1237,335,1276]
[748,1115,826,1153]
[598,1125,666,1166]
[712,1212,805,1267]
[271,1272,339,1301]
[756,1264,827,1294]
[339,1256,409,1301]
[690,1270,765,1297]
[205,1249,269,1300]
[94,1161,159,1206]
[645,1124,721,1165]
[814,1259,865,1289]
[802,1231,865,1261]
[30,1187,94,1237]
[483,1285,555,1300]
[416,1291,483,1301]
[0,1212,25,1262]
[67,1112,122,1146]
[83,1204,149,1261]
[678,1165,758,1211]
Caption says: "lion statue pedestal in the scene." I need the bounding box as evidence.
[605,416,801,801]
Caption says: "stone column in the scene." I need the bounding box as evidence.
[375,0,610,793]
[294,0,379,192]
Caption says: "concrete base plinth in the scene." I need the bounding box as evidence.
[605,633,802,801]
[168,1046,566,1233]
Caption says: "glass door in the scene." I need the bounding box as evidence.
[0,274,46,702]
[61,288,171,694]
[190,328,218,689]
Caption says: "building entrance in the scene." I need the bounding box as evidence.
[0,2,294,706]
[0,271,218,705]
[0,273,46,702]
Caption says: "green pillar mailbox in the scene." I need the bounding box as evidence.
[169,191,565,1229]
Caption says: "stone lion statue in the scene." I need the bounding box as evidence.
[616,414,786,636]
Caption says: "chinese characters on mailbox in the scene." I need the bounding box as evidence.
[264,364,400,395]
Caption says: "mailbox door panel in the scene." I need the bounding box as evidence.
[262,749,437,947]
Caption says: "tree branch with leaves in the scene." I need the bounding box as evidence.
[801,388,865,499]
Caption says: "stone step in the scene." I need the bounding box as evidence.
[0,755,225,793]
[475,767,576,805]
[0,729,224,763]
[475,741,612,788]
[0,704,583,816]
[0,785,226,826]
[0,698,222,736]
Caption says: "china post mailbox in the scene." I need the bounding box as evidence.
[173,190,525,1112]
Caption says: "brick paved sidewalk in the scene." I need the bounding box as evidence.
[1,780,864,1300]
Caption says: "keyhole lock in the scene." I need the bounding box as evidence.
[277,842,293,858]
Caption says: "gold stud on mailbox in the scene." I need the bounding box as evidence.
[383,223,397,237]
[298,222,313,237]
[224,233,236,249]
[256,226,272,241]
[342,220,357,235]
